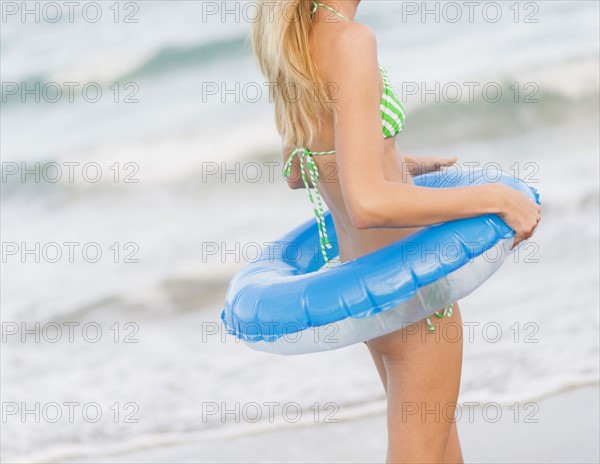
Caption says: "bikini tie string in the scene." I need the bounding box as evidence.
[426,303,454,332]
[283,147,333,267]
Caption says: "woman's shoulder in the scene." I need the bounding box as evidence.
[339,21,377,42]
[329,22,377,57]
[317,22,379,81]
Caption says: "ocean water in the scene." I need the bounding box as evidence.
[1,1,599,461]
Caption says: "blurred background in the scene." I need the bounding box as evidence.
[2,1,598,462]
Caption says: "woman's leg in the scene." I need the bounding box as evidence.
[366,302,464,464]
[443,421,464,463]
[366,343,388,393]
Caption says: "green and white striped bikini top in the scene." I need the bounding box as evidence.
[283,1,407,268]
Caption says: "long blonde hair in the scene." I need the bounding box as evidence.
[251,0,333,148]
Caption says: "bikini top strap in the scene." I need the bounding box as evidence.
[311,1,349,22]
[284,147,333,267]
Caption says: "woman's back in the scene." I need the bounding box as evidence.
[292,2,421,263]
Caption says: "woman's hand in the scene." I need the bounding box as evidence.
[495,184,542,249]
[404,154,458,177]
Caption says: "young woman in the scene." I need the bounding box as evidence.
[251,1,541,462]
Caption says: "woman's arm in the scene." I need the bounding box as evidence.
[324,23,540,245]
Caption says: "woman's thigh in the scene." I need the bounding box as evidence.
[367,302,464,462]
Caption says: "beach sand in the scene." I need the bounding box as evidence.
[63,384,599,463]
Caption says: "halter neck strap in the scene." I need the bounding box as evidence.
[311,1,349,22]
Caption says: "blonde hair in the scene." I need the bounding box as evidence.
[251,0,333,148]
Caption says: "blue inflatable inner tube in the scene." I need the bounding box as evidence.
[221,168,540,355]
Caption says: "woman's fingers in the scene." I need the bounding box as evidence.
[439,155,458,167]
[431,155,458,171]
[511,234,524,250]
